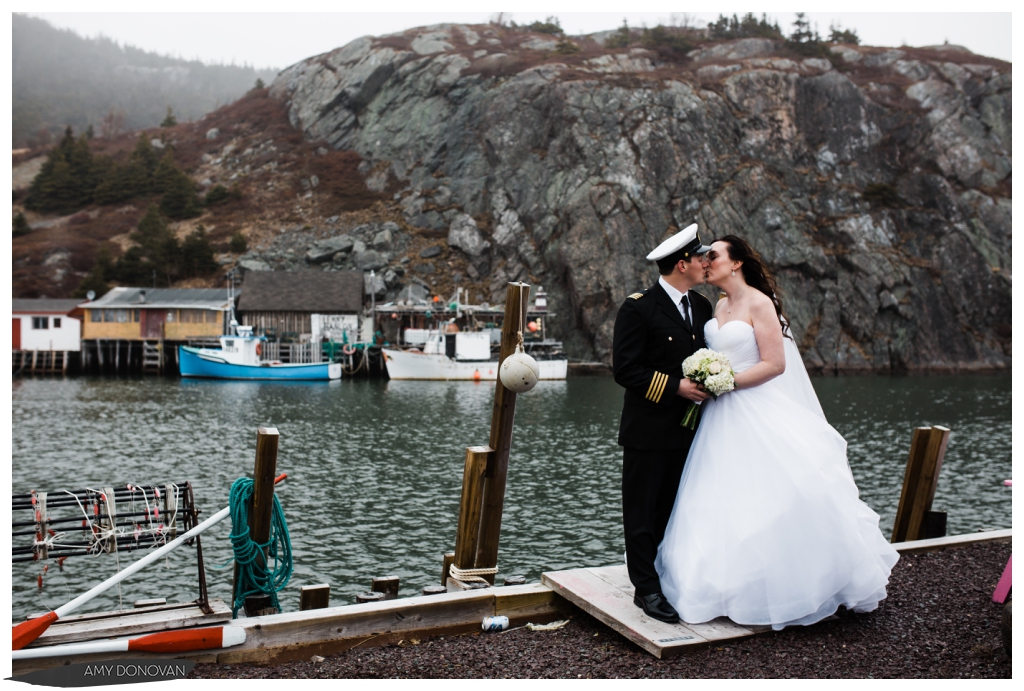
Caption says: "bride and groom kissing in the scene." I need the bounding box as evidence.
[613,224,899,630]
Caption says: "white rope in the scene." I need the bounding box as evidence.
[448,564,498,584]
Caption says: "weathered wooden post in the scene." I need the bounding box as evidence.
[371,576,400,600]
[299,584,330,611]
[235,427,280,616]
[450,446,491,585]
[891,425,950,543]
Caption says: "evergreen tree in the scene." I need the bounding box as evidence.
[204,184,230,206]
[160,106,177,127]
[24,125,96,213]
[790,12,815,44]
[229,231,248,253]
[85,123,94,139]
[829,23,860,45]
[253,78,265,90]
[180,226,219,277]
[606,19,631,48]
[159,165,201,219]
[126,205,180,286]
[127,134,160,196]
[13,212,32,236]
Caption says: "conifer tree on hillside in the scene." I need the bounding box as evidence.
[179,225,219,277]
[24,126,98,213]
[159,162,202,220]
[13,212,32,236]
[160,107,177,127]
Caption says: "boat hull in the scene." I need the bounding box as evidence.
[178,347,341,380]
[382,349,567,381]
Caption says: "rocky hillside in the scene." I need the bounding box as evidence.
[268,24,1011,372]
[14,23,1011,372]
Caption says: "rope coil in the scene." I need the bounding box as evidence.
[228,477,293,617]
[449,564,498,584]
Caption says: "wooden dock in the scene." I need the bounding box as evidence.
[542,565,764,658]
[11,530,1011,675]
[541,527,1014,660]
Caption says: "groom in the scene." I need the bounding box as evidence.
[612,223,712,623]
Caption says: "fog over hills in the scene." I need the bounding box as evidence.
[12,14,279,147]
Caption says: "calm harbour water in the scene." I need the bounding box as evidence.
[10,374,1011,622]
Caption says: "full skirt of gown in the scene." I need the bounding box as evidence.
[655,319,900,630]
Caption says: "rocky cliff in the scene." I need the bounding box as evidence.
[272,26,1010,371]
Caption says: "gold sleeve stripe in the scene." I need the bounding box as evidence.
[646,372,668,402]
[652,372,669,403]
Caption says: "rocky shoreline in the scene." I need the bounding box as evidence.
[190,539,1010,679]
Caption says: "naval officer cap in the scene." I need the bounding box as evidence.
[645,223,712,262]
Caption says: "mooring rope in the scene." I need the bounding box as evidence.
[448,564,498,584]
[228,477,293,617]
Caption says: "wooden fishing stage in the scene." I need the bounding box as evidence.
[12,528,1011,675]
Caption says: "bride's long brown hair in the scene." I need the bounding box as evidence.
[720,235,792,339]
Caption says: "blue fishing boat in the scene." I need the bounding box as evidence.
[179,326,341,380]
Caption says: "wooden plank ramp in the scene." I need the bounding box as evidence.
[542,565,764,659]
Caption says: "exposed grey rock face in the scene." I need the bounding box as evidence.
[305,235,355,263]
[272,29,1012,371]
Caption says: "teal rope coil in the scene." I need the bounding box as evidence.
[229,477,293,617]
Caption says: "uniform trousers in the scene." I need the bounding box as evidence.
[622,447,687,597]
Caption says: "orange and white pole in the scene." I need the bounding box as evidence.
[12,626,246,660]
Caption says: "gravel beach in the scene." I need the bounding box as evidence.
[190,540,1011,679]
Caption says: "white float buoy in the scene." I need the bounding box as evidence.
[499,343,540,393]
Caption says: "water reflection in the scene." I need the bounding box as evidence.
[10,374,1010,622]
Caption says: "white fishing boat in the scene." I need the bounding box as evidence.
[382,331,567,381]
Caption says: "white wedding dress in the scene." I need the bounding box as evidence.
[655,318,900,630]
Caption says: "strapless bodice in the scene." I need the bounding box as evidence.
[705,319,760,372]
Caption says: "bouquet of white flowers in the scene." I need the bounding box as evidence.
[679,348,736,429]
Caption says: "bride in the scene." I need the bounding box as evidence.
[655,235,900,630]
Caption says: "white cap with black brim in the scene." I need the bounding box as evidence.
[645,223,712,261]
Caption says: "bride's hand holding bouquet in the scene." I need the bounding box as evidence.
[680,349,735,429]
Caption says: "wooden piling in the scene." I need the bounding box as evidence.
[371,576,400,601]
[356,592,385,604]
[472,282,530,583]
[236,427,280,616]
[892,425,951,543]
[452,446,491,577]
[300,584,331,611]
[441,552,455,586]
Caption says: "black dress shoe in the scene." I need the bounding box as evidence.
[633,592,680,623]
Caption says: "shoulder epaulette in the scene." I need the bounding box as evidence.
[628,292,644,300]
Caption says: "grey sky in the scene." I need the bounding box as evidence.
[27,5,1012,71]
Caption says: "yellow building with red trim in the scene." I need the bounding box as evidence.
[79,287,232,341]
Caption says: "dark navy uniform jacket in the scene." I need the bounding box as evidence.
[612,282,713,450]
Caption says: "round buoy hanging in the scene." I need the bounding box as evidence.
[499,283,540,393]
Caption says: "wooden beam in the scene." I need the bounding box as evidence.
[891,427,930,543]
[474,282,530,582]
[905,426,950,541]
[453,446,491,574]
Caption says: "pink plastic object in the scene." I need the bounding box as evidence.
[993,555,1012,604]
[1003,479,1012,486]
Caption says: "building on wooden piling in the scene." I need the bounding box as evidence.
[79,287,234,375]
[236,270,364,344]
[12,299,84,374]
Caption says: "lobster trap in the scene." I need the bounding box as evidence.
[11,481,213,613]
